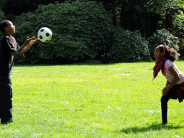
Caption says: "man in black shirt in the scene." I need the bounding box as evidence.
[0,20,38,124]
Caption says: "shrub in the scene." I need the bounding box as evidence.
[0,10,5,36]
[109,27,151,62]
[0,10,5,21]
[167,28,184,59]
[13,1,113,64]
[148,28,179,59]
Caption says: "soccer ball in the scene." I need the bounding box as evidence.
[38,27,52,42]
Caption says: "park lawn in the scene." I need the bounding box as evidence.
[1,61,184,137]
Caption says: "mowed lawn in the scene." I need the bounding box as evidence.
[1,61,184,137]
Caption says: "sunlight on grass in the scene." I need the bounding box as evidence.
[1,61,184,137]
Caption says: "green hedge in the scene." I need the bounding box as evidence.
[109,27,151,62]
[13,1,113,64]
[0,10,5,36]
[148,29,179,59]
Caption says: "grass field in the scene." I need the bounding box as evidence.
[1,61,184,137]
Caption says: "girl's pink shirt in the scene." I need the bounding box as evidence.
[165,59,184,84]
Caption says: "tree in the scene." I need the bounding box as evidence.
[94,0,181,38]
[119,0,181,38]
[95,0,122,26]
[2,0,65,19]
[0,0,6,9]
[13,1,113,63]
[109,27,150,62]
[0,10,5,36]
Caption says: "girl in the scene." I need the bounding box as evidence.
[0,20,38,124]
[153,44,184,124]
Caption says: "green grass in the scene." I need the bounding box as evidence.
[1,61,184,137]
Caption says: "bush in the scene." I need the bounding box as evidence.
[13,1,113,64]
[167,28,184,59]
[0,10,5,36]
[109,27,151,62]
[148,28,179,59]
[0,10,5,21]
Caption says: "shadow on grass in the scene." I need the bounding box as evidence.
[120,123,183,134]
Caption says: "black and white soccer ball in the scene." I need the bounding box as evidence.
[38,27,52,42]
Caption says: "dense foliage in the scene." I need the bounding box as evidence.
[1,0,65,19]
[1,0,184,63]
[109,27,151,62]
[97,0,183,37]
[148,29,179,59]
[0,10,5,36]
[13,1,113,63]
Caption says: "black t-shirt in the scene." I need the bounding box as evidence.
[0,35,20,80]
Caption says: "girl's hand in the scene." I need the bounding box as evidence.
[26,37,39,49]
[24,36,38,46]
[24,36,36,45]
[162,86,169,96]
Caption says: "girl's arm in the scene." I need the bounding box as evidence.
[167,66,180,89]
[9,37,38,56]
[10,43,27,56]
[166,80,169,86]
[162,66,180,95]
[18,38,38,55]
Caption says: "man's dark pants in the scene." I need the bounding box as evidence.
[0,77,13,124]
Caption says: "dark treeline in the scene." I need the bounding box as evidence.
[0,0,183,38]
[0,0,184,63]
[1,0,184,38]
